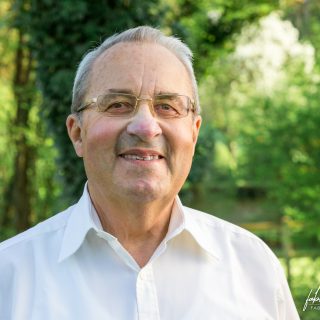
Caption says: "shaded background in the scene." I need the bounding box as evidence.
[0,0,319,318]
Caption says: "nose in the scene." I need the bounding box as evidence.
[126,102,162,141]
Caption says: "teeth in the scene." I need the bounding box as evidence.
[122,154,160,161]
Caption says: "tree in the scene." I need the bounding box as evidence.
[199,11,320,245]
[0,0,36,233]
[0,0,65,239]
[163,0,279,77]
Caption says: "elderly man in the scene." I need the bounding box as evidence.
[0,26,299,319]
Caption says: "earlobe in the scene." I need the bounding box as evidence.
[66,115,83,157]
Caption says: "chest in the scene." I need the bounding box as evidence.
[11,249,277,320]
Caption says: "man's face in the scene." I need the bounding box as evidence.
[67,42,201,204]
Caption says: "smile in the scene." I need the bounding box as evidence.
[119,148,165,162]
[120,154,163,161]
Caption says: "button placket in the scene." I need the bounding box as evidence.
[136,264,160,320]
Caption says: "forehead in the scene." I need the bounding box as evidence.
[87,42,192,97]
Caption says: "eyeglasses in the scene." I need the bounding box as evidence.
[76,93,195,119]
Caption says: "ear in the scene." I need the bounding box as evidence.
[192,114,202,144]
[66,114,84,157]
[191,115,202,155]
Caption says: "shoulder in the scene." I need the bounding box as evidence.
[183,206,280,266]
[183,207,298,316]
[184,205,259,239]
[0,206,73,256]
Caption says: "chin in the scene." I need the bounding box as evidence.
[122,181,164,203]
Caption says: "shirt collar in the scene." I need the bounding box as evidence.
[58,184,220,262]
[58,183,99,262]
[170,197,220,261]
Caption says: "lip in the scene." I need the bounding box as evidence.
[118,148,165,159]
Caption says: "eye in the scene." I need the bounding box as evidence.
[154,100,180,117]
[106,102,133,113]
[98,94,135,114]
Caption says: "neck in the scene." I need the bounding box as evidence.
[88,184,175,267]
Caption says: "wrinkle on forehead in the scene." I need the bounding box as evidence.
[87,42,193,99]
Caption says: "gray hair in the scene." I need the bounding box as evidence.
[71,26,200,114]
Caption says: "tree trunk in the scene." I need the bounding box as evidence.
[2,27,35,233]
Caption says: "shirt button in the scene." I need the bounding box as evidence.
[138,273,145,280]
[139,271,148,281]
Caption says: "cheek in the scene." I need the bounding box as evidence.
[82,120,120,160]
[170,128,196,166]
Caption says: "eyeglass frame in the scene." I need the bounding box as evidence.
[75,92,196,118]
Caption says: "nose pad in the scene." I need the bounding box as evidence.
[135,97,155,117]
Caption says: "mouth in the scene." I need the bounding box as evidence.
[118,149,165,161]
[120,154,163,161]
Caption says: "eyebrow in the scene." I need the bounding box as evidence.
[106,88,180,96]
[157,91,179,96]
[107,88,135,94]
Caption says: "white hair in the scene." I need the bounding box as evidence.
[71,26,200,114]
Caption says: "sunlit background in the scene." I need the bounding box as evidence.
[0,1,319,318]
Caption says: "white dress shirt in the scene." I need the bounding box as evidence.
[0,185,299,320]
